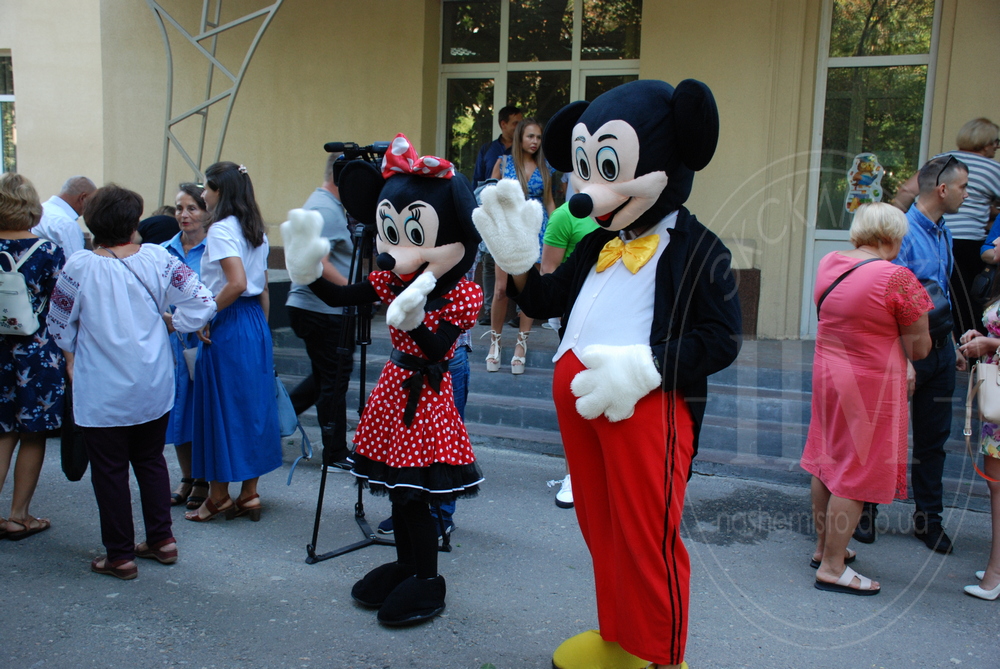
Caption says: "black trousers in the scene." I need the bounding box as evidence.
[951,238,987,336]
[909,340,956,525]
[287,307,355,460]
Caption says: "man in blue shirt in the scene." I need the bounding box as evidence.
[471,105,522,324]
[857,155,969,553]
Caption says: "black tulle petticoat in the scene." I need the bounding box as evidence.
[350,453,483,505]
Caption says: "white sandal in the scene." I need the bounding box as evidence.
[511,331,529,375]
[483,330,501,372]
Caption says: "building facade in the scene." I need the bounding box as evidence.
[1,0,997,338]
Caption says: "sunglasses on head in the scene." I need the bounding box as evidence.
[934,155,957,187]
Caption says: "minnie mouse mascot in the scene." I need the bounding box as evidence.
[474,80,742,668]
[283,134,483,626]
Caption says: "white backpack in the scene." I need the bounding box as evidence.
[0,239,48,336]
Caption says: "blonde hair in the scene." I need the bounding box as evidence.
[956,118,999,152]
[510,118,551,207]
[0,172,43,231]
[850,202,908,248]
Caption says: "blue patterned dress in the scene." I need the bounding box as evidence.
[0,238,66,433]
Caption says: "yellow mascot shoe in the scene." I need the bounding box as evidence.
[551,630,649,669]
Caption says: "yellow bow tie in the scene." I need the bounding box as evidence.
[596,235,660,274]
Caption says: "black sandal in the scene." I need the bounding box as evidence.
[170,478,195,507]
[185,480,209,510]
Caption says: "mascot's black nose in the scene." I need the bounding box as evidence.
[568,193,593,218]
[376,253,396,271]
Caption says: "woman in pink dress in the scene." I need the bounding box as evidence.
[801,202,932,596]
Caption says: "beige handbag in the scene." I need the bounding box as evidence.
[964,358,1000,482]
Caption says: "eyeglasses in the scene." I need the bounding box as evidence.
[934,155,957,187]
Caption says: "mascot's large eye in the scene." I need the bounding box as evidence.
[596,146,619,181]
[379,211,399,244]
[404,217,424,245]
[575,147,591,180]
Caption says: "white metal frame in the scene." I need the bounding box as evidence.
[436,0,640,157]
[145,0,283,206]
[799,0,942,337]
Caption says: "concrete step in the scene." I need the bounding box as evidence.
[273,324,990,507]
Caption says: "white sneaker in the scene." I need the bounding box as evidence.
[547,475,573,509]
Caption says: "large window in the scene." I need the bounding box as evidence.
[440,0,641,180]
[0,54,15,174]
[815,0,936,230]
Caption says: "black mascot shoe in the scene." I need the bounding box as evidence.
[853,502,877,544]
[376,575,447,626]
[351,562,415,608]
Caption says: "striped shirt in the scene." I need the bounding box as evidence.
[935,150,1000,241]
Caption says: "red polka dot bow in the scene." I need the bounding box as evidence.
[381,134,455,180]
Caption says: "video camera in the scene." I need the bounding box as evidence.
[324,141,389,186]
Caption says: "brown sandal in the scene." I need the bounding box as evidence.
[91,556,138,580]
[227,493,264,522]
[135,537,178,564]
[184,496,233,522]
[6,516,51,541]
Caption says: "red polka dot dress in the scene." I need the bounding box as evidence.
[350,271,484,502]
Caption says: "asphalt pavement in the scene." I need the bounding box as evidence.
[1,439,997,669]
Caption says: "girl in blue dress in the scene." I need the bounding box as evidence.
[163,183,209,509]
[186,163,281,523]
[487,118,555,374]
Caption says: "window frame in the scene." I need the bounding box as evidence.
[799,0,942,337]
[0,51,14,175]
[436,0,641,158]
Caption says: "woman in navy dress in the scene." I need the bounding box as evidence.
[0,172,66,540]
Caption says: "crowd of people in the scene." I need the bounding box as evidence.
[2,114,999,620]
[805,117,1000,601]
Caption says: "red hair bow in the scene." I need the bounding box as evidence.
[381,134,455,180]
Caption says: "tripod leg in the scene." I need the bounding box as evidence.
[305,461,331,563]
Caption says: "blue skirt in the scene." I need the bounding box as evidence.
[192,296,281,482]
[165,332,197,446]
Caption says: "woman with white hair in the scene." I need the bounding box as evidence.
[801,202,932,596]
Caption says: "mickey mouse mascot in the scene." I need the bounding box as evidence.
[474,80,742,668]
[283,134,483,626]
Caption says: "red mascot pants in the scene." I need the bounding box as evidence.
[554,350,694,667]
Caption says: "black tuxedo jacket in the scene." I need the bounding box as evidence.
[509,207,743,460]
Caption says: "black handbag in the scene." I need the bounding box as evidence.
[920,278,954,340]
[971,265,998,305]
[60,381,89,482]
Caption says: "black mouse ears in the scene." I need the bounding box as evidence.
[672,79,719,172]
[541,79,719,174]
[338,160,384,225]
[542,100,589,173]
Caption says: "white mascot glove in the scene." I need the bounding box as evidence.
[571,344,662,422]
[281,208,330,286]
[386,271,436,332]
[472,178,544,275]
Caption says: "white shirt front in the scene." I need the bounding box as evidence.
[200,215,269,296]
[32,196,85,258]
[554,211,677,362]
[47,245,217,427]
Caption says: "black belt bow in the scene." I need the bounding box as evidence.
[390,349,450,427]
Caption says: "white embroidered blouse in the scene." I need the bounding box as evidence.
[47,244,217,427]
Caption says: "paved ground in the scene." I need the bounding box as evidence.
[1,441,996,669]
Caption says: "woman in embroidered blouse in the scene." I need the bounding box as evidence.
[958,235,1000,600]
[801,202,932,596]
[48,185,216,579]
[0,173,66,541]
[186,162,282,523]
[163,183,210,510]
[487,118,556,375]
